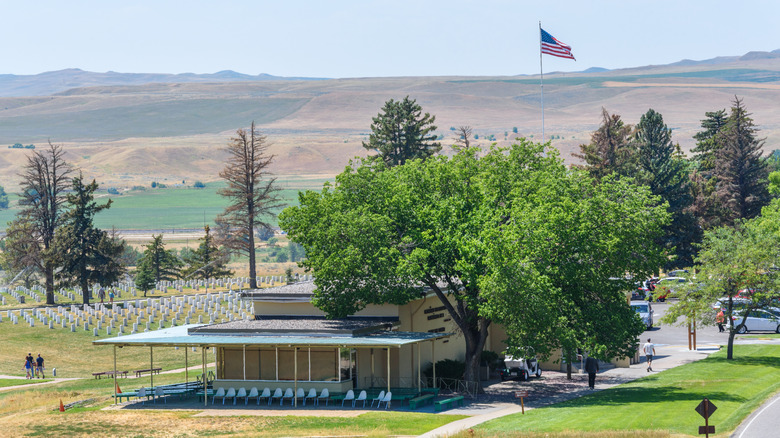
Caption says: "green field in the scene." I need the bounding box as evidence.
[0,176,332,231]
[475,344,780,437]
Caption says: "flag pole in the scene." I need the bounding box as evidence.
[539,21,545,142]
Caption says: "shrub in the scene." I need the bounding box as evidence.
[193,181,206,188]
[107,187,120,195]
[422,358,466,380]
[480,350,503,369]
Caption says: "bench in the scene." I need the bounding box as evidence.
[434,395,465,412]
[92,372,107,379]
[107,370,129,378]
[134,368,162,377]
[112,391,139,402]
[408,393,435,410]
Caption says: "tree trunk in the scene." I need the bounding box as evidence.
[248,226,257,289]
[461,317,490,393]
[45,263,55,305]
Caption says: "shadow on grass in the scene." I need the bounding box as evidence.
[547,385,747,408]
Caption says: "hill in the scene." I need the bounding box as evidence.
[0,52,779,190]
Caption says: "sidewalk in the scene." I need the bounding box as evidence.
[419,343,722,438]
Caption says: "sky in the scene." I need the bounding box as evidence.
[2,0,779,78]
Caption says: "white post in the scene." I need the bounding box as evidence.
[294,347,298,407]
[539,21,545,141]
[202,347,207,407]
[113,345,118,405]
[417,343,421,394]
[432,341,436,389]
[243,345,246,381]
[386,348,391,396]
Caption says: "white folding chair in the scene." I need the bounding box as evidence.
[212,387,226,405]
[236,387,247,405]
[342,389,355,407]
[378,391,392,409]
[224,387,236,405]
[282,388,294,406]
[270,388,283,405]
[260,388,271,406]
[137,387,147,405]
[354,390,367,408]
[295,388,305,406]
[247,387,259,405]
[153,386,166,404]
[371,390,385,408]
[304,388,317,406]
[317,388,330,406]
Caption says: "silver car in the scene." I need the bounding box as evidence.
[631,301,654,330]
[734,309,780,333]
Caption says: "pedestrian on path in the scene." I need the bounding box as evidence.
[585,355,599,389]
[35,354,45,379]
[643,338,656,372]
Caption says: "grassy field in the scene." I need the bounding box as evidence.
[0,176,332,231]
[0,378,52,388]
[474,344,780,437]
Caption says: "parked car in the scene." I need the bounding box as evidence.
[652,277,688,302]
[631,301,654,330]
[667,269,690,277]
[499,355,542,381]
[732,309,780,333]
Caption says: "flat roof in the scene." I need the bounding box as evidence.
[189,317,399,336]
[93,324,451,348]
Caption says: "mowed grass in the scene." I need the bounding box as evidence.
[0,378,52,388]
[475,344,780,437]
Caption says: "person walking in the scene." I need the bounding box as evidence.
[108,289,115,305]
[24,353,34,379]
[643,338,656,372]
[585,355,599,389]
[35,354,45,379]
[98,288,106,304]
[716,308,725,332]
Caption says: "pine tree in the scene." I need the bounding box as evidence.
[136,234,182,290]
[691,109,728,173]
[573,108,636,181]
[634,109,700,268]
[713,97,770,225]
[362,96,441,167]
[182,225,233,280]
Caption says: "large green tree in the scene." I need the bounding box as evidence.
[633,109,700,268]
[17,141,72,304]
[573,108,636,180]
[55,174,126,305]
[362,96,441,167]
[182,225,233,280]
[135,234,181,296]
[280,141,668,383]
[712,97,770,225]
[216,122,283,289]
[691,109,728,173]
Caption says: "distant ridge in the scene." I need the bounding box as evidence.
[0,68,327,97]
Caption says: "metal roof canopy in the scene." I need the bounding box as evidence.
[93,324,451,348]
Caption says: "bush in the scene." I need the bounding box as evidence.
[422,358,465,380]
[275,252,289,263]
[193,181,206,188]
[480,350,503,369]
[107,187,120,195]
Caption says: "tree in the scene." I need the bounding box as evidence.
[633,109,700,268]
[216,122,283,289]
[452,126,475,152]
[55,174,126,304]
[136,234,181,296]
[712,97,770,225]
[573,108,636,181]
[691,109,728,173]
[17,141,72,305]
[280,141,669,384]
[362,96,441,167]
[0,185,8,209]
[0,216,42,289]
[182,225,233,280]
[661,213,780,359]
[134,264,156,297]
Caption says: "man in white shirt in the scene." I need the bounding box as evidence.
[643,338,656,372]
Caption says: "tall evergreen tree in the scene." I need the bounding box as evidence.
[691,109,728,173]
[634,109,700,268]
[713,97,770,225]
[135,234,181,296]
[573,108,636,180]
[55,174,125,304]
[182,225,233,280]
[362,96,441,167]
[216,121,283,289]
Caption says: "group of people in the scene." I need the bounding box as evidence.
[584,338,657,389]
[23,353,45,379]
[97,287,115,304]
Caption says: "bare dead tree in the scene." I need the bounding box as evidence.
[17,141,73,304]
[452,126,474,151]
[216,122,283,289]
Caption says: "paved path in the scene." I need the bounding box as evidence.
[0,378,80,392]
[731,391,780,438]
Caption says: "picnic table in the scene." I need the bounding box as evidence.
[133,367,162,377]
[92,370,129,379]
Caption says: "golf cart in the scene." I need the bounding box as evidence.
[499,355,542,381]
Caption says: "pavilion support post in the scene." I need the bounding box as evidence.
[432,341,436,389]
[370,348,375,387]
[386,347,390,395]
[275,347,279,380]
[202,347,207,407]
[294,347,298,407]
[150,346,154,390]
[417,343,421,394]
[243,345,246,381]
[113,345,118,405]
[185,347,188,384]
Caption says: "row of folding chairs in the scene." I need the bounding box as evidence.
[342,389,392,409]
[212,387,329,406]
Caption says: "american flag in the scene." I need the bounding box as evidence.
[541,28,575,60]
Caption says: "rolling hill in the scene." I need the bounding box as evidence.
[0,51,779,190]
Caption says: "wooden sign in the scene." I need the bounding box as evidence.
[514,391,529,398]
[695,399,717,420]
[699,426,715,434]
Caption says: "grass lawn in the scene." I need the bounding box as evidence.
[0,378,52,388]
[475,344,780,437]
[738,333,780,339]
